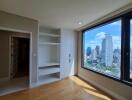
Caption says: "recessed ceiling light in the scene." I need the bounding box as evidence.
[78,22,82,25]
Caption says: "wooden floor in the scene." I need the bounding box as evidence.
[0,77,28,96]
[0,76,114,100]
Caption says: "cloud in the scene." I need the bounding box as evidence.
[89,40,96,44]
[96,32,106,39]
[110,21,121,26]
[112,36,121,49]
[112,36,121,41]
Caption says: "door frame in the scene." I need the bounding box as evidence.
[0,27,32,87]
[9,35,30,79]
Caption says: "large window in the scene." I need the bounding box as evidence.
[82,12,132,85]
[83,20,121,78]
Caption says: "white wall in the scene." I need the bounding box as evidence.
[60,29,77,79]
[0,11,39,86]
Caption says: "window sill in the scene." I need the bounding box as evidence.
[81,66,132,87]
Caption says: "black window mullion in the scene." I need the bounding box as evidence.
[122,16,130,81]
[121,17,125,80]
[127,16,132,82]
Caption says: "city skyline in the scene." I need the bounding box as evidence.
[83,19,132,78]
[84,20,121,51]
[84,33,121,77]
[84,20,132,51]
[85,33,119,66]
[83,20,122,77]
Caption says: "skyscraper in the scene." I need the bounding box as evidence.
[113,48,120,63]
[113,48,121,67]
[101,34,113,66]
[95,45,100,56]
[91,49,97,61]
[86,47,91,56]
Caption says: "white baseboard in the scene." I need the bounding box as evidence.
[79,74,127,100]
[29,82,38,88]
[0,77,10,82]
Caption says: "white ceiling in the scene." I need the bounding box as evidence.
[0,0,132,29]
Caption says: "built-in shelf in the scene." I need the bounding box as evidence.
[38,31,60,85]
[40,33,60,37]
[39,62,60,68]
[38,67,60,76]
[39,42,60,45]
[38,74,60,85]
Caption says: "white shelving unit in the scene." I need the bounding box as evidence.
[38,67,60,76]
[38,74,60,85]
[38,32,61,85]
[38,62,60,68]
[39,42,60,45]
[40,33,60,37]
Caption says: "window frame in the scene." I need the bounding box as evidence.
[125,15,132,82]
[81,11,132,86]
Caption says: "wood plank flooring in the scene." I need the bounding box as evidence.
[0,76,114,100]
[0,77,28,96]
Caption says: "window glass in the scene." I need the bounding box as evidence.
[83,20,121,78]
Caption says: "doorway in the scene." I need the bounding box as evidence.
[10,36,30,79]
[0,30,31,96]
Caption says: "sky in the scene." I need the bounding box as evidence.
[84,20,122,51]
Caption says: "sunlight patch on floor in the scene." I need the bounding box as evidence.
[83,88,112,100]
[70,76,96,90]
[70,76,112,100]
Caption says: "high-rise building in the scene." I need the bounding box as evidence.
[95,45,100,56]
[113,48,121,67]
[113,48,120,63]
[86,47,91,56]
[84,53,87,63]
[91,49,97,61]
[101,34,113,66]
